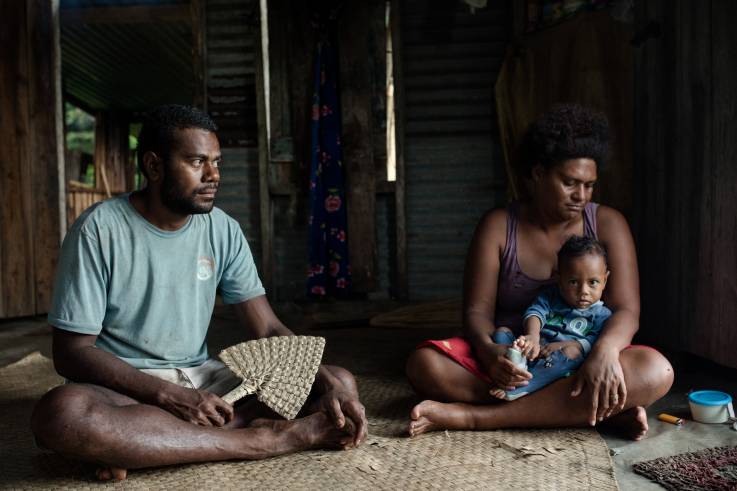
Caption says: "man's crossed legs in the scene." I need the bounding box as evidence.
[31,361,361,481]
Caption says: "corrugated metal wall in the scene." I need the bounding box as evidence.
[400,0,510,299]
[206,0,262,263]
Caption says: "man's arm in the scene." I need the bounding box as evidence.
[231,296,367,446]
[52,328,233,426]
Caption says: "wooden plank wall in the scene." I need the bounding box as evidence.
[0,0,63,318]
[634,0,737,368]
[264,0,388,297]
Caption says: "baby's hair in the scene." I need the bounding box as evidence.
[558,235,608,269]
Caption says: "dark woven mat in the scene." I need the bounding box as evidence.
[0,352,618,490]
[633,446,737,491]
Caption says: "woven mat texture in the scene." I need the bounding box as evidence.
[633,445,737,491]
[0,352,617,490]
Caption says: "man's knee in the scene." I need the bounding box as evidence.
[31,384,95,451]
[323,365,356,391]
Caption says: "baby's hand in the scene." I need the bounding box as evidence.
[513,335,540,360]
[540,341,583,360]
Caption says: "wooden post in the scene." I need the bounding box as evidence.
[28,0,64,312]
[0,0,63,317]
[338,0,378,293]
[255,2,273,290]
[391,0,408,299]
[190,0,207,111]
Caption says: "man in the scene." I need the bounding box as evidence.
[31,105,367,481]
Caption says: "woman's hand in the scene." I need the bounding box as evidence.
[570,345,626,425]
[479,344,532,391]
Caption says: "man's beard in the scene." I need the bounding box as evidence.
[160,170,216,215]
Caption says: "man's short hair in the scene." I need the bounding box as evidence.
[136,105,218,178]
[558,235,608,269]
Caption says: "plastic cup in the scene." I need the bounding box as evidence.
[687,390,733,423]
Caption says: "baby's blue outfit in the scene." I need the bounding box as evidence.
[492,286,612,400]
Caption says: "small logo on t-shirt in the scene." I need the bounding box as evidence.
[569,316,589,335]
[197,256,215,281]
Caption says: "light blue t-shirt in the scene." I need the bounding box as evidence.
[48,194,266,368]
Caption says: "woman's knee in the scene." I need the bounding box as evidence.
[406,348,472,400]
[623,347,674,402]
[405,348,440,386]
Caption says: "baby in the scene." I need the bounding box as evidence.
[490,235,612,400]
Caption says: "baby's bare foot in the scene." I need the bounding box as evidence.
[512,336,526,351]
[489,388,507,400]
[408,400,474,437]
[95,467,127,481]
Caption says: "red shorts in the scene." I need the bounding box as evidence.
[418,337,659,383]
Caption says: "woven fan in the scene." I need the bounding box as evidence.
[218,336,325,420]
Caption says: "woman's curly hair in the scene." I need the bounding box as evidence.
[517,103,609,178]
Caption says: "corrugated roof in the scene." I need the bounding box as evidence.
[60,0,194,112]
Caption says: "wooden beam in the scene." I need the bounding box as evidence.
[0,0,35,317]
[60,5,189,25]
[339,0,379,293]
[190,0,207,110]
[512,0,526,38]
[27,0,64,313]
[391,0,408,299]
[255,4,273,290]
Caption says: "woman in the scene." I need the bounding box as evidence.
[405,104,673,440]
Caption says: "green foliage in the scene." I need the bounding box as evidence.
[65,102,95,156]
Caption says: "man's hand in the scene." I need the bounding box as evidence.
[570,345,626,425]
[479,343,532,391]
[158,385,234,427]
[316,388,368,449]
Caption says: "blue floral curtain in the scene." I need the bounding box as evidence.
[307,22,351,297]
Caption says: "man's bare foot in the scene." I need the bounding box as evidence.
[250,412,355,450]
[96,467,127,481]
[600,406,648,440]
[408,400,475,437]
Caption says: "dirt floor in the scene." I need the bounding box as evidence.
[1,301,736,490]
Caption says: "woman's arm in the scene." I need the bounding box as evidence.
[572,205,640,424]
[462,209,531,389]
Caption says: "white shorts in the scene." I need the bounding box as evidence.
[141,359,241,397]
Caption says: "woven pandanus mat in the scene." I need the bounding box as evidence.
[0,352,618,490]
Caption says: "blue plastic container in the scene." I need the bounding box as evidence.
[688,390,733,423]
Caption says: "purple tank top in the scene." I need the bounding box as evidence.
[495,201,599,333]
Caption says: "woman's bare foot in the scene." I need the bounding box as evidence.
[250,412,355,450]
[408,400,475,437]
[95,467,127,481]
[600,406,648,440]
